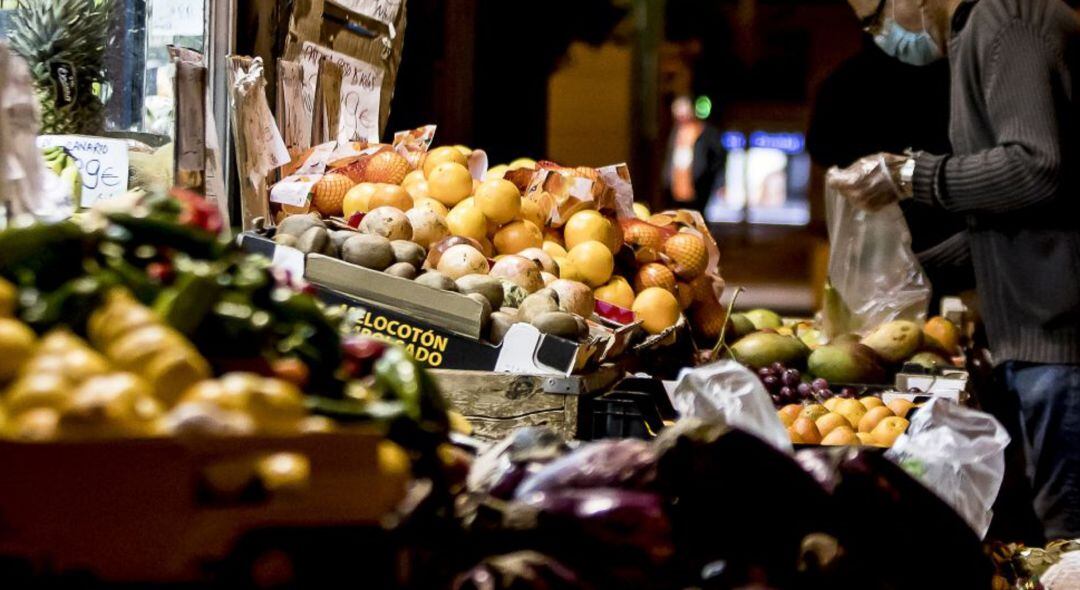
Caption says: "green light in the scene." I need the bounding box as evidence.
[694,96,712,119]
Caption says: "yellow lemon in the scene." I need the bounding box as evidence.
[423,146,469,178]
[564,209,619,252]
[543,240,568,259]
[412,197,449,217]
[368,184,413,212]
[427,162,474,206]
[475,178,522,225]
[509,157,537,170]
[343,182,379,217]
[519,198,545,228]
[402,169,426,190]
[633,202,651,220]
[485,165,509,180]
[567,240,614,288]
[446,205,488,241]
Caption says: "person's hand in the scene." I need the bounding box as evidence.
[826,153,908,211]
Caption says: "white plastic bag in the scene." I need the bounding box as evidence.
[823,183,931,337]
[671,360,793,454]
[885,398,1010,539]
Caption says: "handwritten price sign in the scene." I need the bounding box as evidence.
[299,42,384,143]
[37,135,130,206]
[149,0,203,37]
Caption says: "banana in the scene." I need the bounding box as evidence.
[60,164,82,208]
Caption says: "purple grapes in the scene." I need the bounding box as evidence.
[782,369,802,387]
[762,375,780,390]
[811,378,830,392]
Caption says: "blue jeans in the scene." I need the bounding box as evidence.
[1002,362,1080,539]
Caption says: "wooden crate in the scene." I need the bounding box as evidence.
[431,367,623,441]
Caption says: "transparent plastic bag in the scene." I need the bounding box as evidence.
[823,183,931,338]
[670,360,793,454]
[885,398,1010,538]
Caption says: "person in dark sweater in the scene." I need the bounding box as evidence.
[830,0,1080,539]
[806,38,973,303]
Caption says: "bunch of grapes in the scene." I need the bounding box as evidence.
[756,363,858,406]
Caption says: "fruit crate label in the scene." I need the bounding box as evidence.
[330,0,403,27]
[36,135,129,206]
[299,42,383,144]
[270,175,319,207]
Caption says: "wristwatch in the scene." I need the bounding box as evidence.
[897,153,917,199]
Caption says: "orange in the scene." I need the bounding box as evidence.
[564,210,620,252]
[788,426,805,444]
[663,233,709,279]
[777,404,803,427]
[623,220,666,252]
[343,182,379,217]
[690,297,726,340]
[427,162,473,206]
[859,396,885,410]
[518,198,545,229]
[888,398,915,419]
[855,432,877,446]
[871,416,910,447]
[594,276,635,309]
[412,197,449,217]
[823,397,841,412]
[632,287,681,335]
[475,178,522,225]
[368,184,413,212]
[821,426,857,446]
[453,145,473,157]
[792,417,822,445]
[555,257,583,283]
[423,146,469,178]
[800,404,829,423]
[543,240,568,260]
[675,282,694,310]
[633,263,677,294]
[858,406,895,433]
[924,316,960,354]
[402,169,426,190]
[509,157,536,170]
[446,205,488,241]
[567,240,615,288]
[834,398,867,429]
[493,220,543,255]
[363,150,410,185]
[312,173,354,216]
[816,412,850,437]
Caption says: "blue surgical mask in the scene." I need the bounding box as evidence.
[874,12,942,66]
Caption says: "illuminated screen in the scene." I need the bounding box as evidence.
[705,131,811,226]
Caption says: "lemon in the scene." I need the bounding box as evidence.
[564,210,619,252]
[402,169,426,190]
[412,197,449,217]
[493,220,543,255]
[446,205,488,241]
[405,179,431,201]
[485,165,509,180]
[632,287,681,335]
[543,240,568,259]
[368,184,413,212]
[509,157,537,171]
[428,162,474,206]
[633,202,651,220]
[343,183,379,217]
[475,178,522,225]
[453,145,473,157]
[567,240,614,287]
[0,318,37,382]
[423,146,469,178]
[518,198,545,228]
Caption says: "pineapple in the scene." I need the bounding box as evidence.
[8,0,112,135]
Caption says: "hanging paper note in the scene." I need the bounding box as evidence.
[331,0,403,27]
[299,42,384,144]
[149,0,204,37]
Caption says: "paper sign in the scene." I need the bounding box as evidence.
[299,42,383,144]
[149,0,203,37]
[36,135,130,206]
[270,175,319,207]
[331,0,403,27]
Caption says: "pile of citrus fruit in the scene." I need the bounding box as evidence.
[778,395,914,447]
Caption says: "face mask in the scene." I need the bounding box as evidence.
[873,7,942,66]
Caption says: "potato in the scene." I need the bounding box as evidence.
[385,262,418,279]
[455,274,505,309]
[277,213,325,237]
[273,234,298,248]
[465,292,493,332]
[360,206,413,241]
[330,230,357,251]
[341,234,394,270]
[518,291,559,325]
[531,311,581,339]
[391,240,427,267]
[415,271,458,291]
[488,311,517,344]
[296,226,329,254]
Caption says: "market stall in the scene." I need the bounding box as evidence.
[0,0,1066,588]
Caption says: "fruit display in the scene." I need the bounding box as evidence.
[267,136,727,355]
[0,190,449,448]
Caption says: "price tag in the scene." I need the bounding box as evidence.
[270,175,319,207]
[149,0,203,37]
[331,0,403,26]
[299,42,383,144]
[36,135,129,206]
